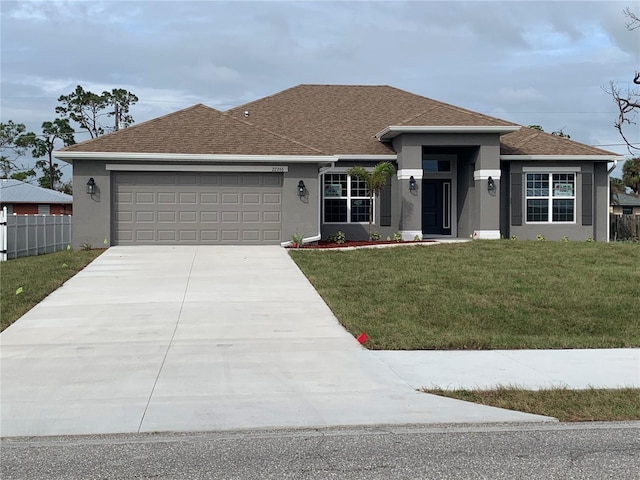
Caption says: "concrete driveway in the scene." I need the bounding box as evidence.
[1,246,551,437]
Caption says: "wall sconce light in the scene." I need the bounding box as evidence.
[487,176,495,191]
[298,180,306,197]
[86,177,96,195]
[409,176,416,191]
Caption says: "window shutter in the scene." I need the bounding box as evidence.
[582,173,593,226]
[380,181,391,226]
[511,173,522,226]
[38,204,50,215]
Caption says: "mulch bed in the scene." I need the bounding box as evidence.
[289,240,435,249]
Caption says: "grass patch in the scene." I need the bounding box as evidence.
[422,387,640,421]
[290,241,640,350]
[1,249,103,331]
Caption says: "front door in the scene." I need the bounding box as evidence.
[422,179,451,235]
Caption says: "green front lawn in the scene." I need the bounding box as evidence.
[1,249,103,331]
[422,387,640,421]
[290,241,640,350]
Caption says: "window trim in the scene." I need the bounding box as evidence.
[322,172,375,224]
[525,172,576,224]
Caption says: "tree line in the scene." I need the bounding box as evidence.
[0,86,138,193]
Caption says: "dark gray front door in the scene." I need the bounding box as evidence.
[422,179,451,235]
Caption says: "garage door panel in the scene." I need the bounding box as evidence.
[136,230,155,241]
[263,211,281,223]
[263,193,281,205]
[177,175,198,185]
[200,212,218,223]
[242,211,260,223]
[221,230,239,241]
[200,230,218,241]
[136,192,154,204]
[242,193,260,204]
[158,192,177,204]
[221,175,240,186]
[116,211,133,222]
[179,211,197,222]
[157,211,176,222]
[116,192,133,204]
[200,193,218,204]
[221,211,239,222]
[136,211,154,222]
[242,230,260,241]
[263,230,281,242]
[179,193,197,204]
[221,193,239,204]
[114,172,282,245]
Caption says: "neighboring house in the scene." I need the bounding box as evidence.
[55,85,622,247]
[610,192,640,216]
[0,179,73,215]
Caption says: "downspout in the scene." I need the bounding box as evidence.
[280,161,336,247]
[606,159,618,243]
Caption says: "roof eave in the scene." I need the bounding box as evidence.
[54,151,336,163]
[376,125,521,141]
[500,155,625,161]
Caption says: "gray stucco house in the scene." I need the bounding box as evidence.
[55,85,622,247]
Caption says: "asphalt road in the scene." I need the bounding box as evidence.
[2,422,638,479]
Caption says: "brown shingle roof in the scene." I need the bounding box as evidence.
[500,126,615,156]
[61,104,325,156]
[226,85,518,155]
[61,85,619,158]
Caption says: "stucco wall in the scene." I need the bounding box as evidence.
[72,160,111,249]
[281,163,320,243]
[507,161,609,241]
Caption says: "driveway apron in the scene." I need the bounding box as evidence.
[1,246,552,437]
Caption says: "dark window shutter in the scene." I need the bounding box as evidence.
[582,173,593,226]
[380,181,392,226]
[511,173,523,226]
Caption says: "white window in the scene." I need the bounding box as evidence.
[526,173,575,223]
[323,173,372,223]
[38,204,50,215]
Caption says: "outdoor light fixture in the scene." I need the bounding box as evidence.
[409,176,416,192]
[86,177,96,195]
[298,180,306,196]
[487,176,495,191]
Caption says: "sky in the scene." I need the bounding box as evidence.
[1,0,639,182]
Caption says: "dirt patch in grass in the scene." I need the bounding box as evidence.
[422,387,640,422]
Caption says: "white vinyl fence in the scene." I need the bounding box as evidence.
[1,207,73,261]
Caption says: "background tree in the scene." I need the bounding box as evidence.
[105,88,139,131]
[605,8,640,153]
[56,85,138,138]
[346,161,395,240]
[527,125,570,138]
[0,120,33,178]
[622,157,640,194]
[21,119,75,190]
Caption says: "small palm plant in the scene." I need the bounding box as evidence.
[346,161,395,240]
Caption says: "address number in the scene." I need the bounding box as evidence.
[272,167,285,172]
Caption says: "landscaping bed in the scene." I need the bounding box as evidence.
[290,240,434,249]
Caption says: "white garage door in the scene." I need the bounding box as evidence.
[113,172,282,245]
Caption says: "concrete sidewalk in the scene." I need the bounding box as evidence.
[2,245,634,438]
[374,349,640,391]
